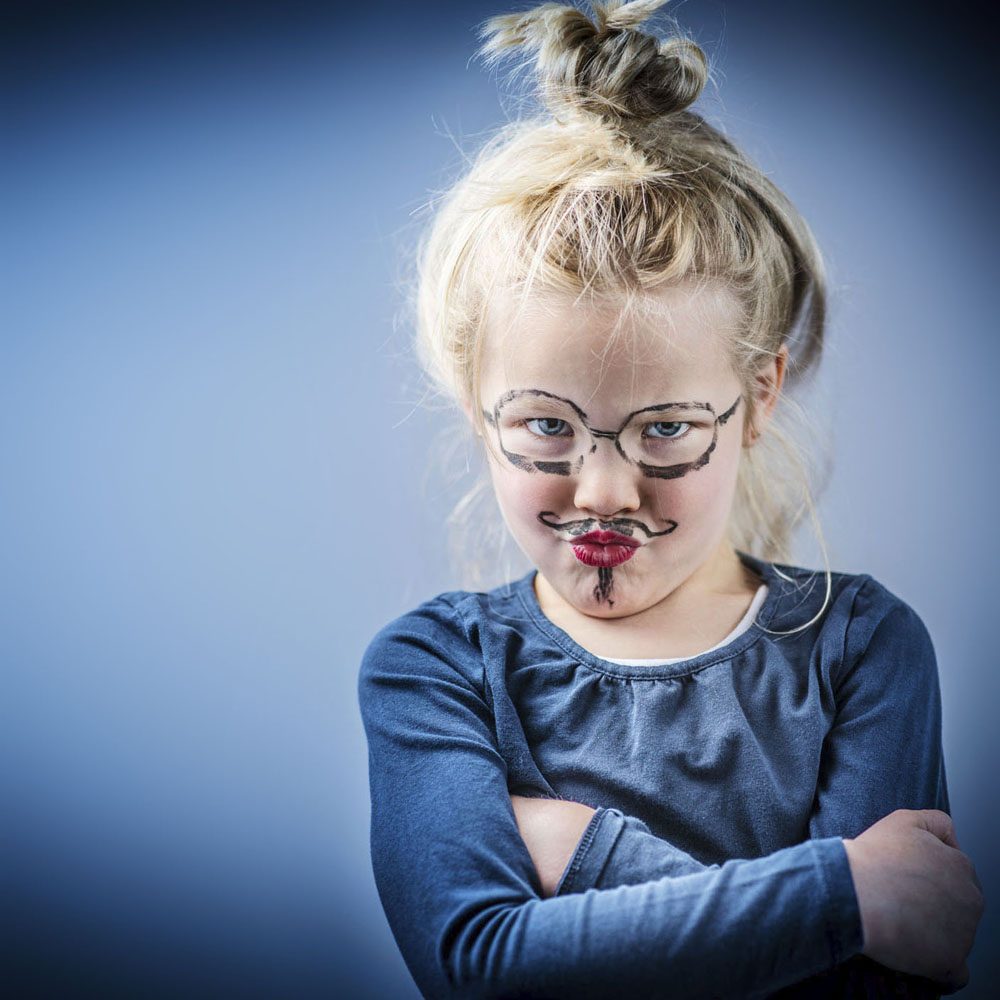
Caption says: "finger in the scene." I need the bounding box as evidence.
[937,960,970,995]
[963,855,984,896]
[917,809,960,849]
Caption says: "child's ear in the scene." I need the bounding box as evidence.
[744,344,788,447]
[460,397,482,436]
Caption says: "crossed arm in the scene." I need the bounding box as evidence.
[363,615,866,997]
[360,595,982,998]
[507,599,982,993]
[509,794,980,992]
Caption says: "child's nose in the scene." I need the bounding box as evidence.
[572,443,642,517]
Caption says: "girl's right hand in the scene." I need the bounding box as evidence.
[843,809,984,992]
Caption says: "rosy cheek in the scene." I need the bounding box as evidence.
[493,468,570,527]
[648,461,734,525]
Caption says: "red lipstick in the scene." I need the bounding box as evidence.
[571,530,640,568]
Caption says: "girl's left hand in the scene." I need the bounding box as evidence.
[509,793,597,897]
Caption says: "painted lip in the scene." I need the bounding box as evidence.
[570,531,641,568]
[574,530,640,548]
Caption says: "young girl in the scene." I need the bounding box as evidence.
[358,2,983,997]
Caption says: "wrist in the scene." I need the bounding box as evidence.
[842,837,874,956]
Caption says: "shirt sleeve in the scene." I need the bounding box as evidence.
[554,806,716,894]
[358,602,864,1000]
[808,580,950,840]
[783,581,948,1000]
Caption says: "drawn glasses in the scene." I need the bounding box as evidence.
[485,389,742,479]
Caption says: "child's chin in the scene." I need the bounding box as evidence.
[578,602,634,620]
[566,577,647,618]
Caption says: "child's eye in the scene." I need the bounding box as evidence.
[525,417,572,437]
[644,421,690,440]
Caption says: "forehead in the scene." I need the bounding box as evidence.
[480,280,742,408]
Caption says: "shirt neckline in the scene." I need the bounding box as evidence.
[512,550,785,680]
[603,581,769,666]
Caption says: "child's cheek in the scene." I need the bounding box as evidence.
[650,459,737,538]
[491,465,568,535]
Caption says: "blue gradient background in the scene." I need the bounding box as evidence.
[4,1,997,996]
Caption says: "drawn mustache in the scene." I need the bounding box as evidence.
[537,511,677,538]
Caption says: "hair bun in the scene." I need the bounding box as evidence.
[478,0,707,123]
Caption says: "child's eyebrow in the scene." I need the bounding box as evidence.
[488,388,717,422]
[493,388,591,420]
[628,401,715,416]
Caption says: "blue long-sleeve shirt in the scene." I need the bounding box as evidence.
[358,551,948,999]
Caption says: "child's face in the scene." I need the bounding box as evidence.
[476,279,770,620]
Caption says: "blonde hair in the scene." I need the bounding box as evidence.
[412,0,832,615]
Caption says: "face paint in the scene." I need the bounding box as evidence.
[636,395,741,480]
[537,513,676,606]
[537,512,677,538]
[482,404,575,475]
[484,391,741,480]
[594,567,615,606]
[478,281,755,625]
